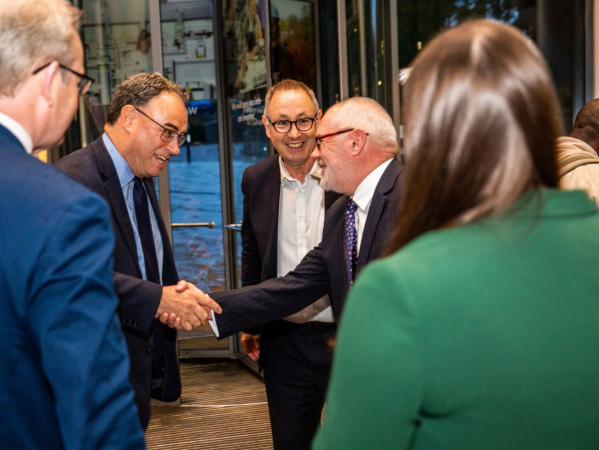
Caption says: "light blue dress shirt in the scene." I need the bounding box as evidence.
[103,133,164,282]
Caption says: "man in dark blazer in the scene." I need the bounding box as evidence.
[189,97,403,369]
[238,80,341,450]
[0,0,144,447]
[56,73,219,429]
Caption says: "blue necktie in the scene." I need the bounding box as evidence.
[344,199,358,284]
[133,177,161,283]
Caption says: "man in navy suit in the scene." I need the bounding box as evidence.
[56,72,220,429]
[0,0,144,447]
[235,80,341,450]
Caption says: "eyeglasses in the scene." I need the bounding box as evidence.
[315,128,355,150]
[32,62,94,96]
[267,111,318,134]
[134,107,188,147]
[315,129,369,150]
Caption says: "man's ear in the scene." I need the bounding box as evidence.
[120,105,137,132]
[315,109,323,125]
[262,114,272,140]
[40,62,60,107]
[349,129,368,155]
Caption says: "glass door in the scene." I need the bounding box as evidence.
[158,0,237,357]
[158,0,270,359]
[78,0,153,139]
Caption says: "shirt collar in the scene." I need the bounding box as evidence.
[0,112,33,154]
[279,156,322,183]
[351,158,394,212]
[103,132,135,189]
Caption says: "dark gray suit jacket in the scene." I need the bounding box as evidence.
[55,137,181,429]
[212,157,404,337]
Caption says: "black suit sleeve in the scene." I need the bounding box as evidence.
[113,272,162,333]
[211,243,331,338]
[240,169,263,287]
[239,166,263,335]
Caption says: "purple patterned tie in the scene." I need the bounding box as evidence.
[344,199,358,284]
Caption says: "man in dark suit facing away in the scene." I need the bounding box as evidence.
[56,72,220,429]
[0,0,144,447]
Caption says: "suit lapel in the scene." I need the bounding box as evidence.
[92,141,140,266]
[356,159,401,271]
[263,158,282,279]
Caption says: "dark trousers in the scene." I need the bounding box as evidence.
[261,320,336,450]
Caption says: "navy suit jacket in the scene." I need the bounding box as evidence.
[0,126,144,448]
[240,155,340,338]
[55,137,181,428]
[212,158,404,337]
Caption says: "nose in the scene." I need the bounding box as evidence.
[167,139,180,156]
[311,142,321,158]
[288,123,301,139]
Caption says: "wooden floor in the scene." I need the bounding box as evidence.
[146,359,273,450]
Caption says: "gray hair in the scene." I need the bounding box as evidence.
[0,0,82,95]
[330,97,398,153]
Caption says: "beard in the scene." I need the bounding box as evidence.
[319,167,344,194]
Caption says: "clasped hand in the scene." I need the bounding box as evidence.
[155,280,221,331]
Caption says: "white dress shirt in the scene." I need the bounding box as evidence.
[351,158,394,252]
[278,157,333,323]
[0,112,33,154]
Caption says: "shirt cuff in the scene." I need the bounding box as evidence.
[208,315,220,338]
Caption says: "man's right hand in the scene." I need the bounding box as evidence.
[155,280,221,332]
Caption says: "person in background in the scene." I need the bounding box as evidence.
[314,19,599,449]
[234,0,264,91]
[56,72,221,430]
[557,98,599,205]
[0,0,144,447]
[119,29,152,81]
[238,79,340,449]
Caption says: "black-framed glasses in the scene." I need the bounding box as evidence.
[32,62,94,96]
[134,107,188,147]
[267,111,318,133]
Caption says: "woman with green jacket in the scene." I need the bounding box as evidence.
[314,20,599,449]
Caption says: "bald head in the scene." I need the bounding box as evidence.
[312,97,398,195]
[326,97,398,154]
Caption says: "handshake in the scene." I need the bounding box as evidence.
[154,280,222,332]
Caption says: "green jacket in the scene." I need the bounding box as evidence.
[314,189,599,449]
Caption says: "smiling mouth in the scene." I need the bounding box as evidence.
[156,155,169,163]
[288,142,302,148]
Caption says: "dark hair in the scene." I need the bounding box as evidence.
[388,20,562,252]
[106,72,188,124]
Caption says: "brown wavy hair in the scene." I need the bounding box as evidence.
[388,20,562,252]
